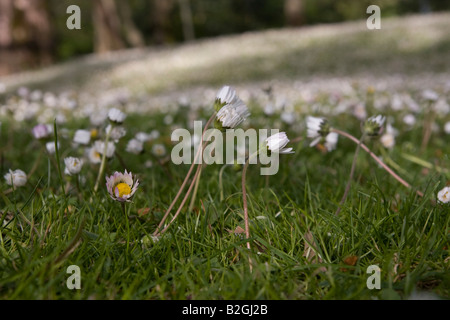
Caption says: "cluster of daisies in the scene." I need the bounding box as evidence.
[2,84,449,212]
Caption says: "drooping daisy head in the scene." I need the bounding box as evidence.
[265,132,294,154]
[364,114,386,136]
[215,85,237,108]
[215,99,250,130]
[4,169,27,187]
[106,170,139,202]
[437,186,450,204]
[306,116,330,139]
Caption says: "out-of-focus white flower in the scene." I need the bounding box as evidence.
[135,132,151,142]
[380,123,398,149]
[422,89,439,101]
[90,111,108,126]
[444,121,450,134]
[46,141,59,154]
[265,132,294,154]
[32,124,51,140]
[353,103,367,120]
[126,138,144,154]
[152,144,166,157]
[163,114,173,125]
[106,125,126,142]
[324,132,339,151]
[281,111,296,125]
[150,130,160,140]
[73,129,91,145]
[144,160,153,168]
[216,99,250,129]
[380,133,395,149]
[64,157,83,176]
[87,147,102,164]
[434,98,450,115]
[106,170,139,203]
[264,104,275,116]
[108,108,126,124]
[437,186,450,204]
[94,140,115,158]
[403,114,416,126]
[306,116,330,147]
[4,169,27,187]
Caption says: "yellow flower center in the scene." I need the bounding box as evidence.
[115,183,131,198]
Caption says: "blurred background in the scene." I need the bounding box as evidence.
[0,0,449,76]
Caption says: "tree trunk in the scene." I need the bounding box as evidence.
[93,0,125,54]
[117,1,145,47]
[177,0,195,42]
[284,0,303,26]
[153,0,174,44]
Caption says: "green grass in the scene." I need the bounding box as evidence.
[0,100,448,300]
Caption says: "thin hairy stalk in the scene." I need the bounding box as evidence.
[219,164,229,202]
[94,125,113,192]
[153,113,216,236]
[335,133,365,216]
[188,163,203,212]
[332,128,423,197]
[157,161,203,236]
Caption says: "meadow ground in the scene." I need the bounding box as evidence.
[0,13,449,300]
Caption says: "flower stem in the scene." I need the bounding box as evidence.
[219,164,229,202]
[94,124,113,192]
[157,161,203,236]
[153,113,216,236]
[331,128,423,197]
[335,133,365,216]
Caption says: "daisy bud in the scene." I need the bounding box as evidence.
[4,169,27,187]
[437,186,450,204]
[265,132,294,154]
[364,114,386,136]
[64,157,83,175]
[108,108,126,124]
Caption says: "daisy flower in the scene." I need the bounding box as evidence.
[32,124,51,140]
[216,85,237,106]
[108,108,126,124]
[4,169,27,187]
[216,99,250,129]
[364,114,386,136]
[265,132,294,154]
[64,157,84,175]
[152,143,166,157]
[106,170,139,202]
[437,186,450,204]
[94,140,116,158]
[126,138,144,154]
[73,129,91,145]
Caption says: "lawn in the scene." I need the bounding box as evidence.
[0,13,449,300]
